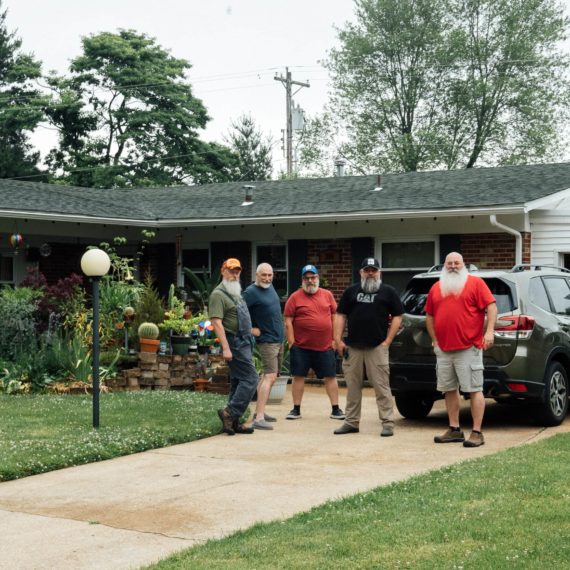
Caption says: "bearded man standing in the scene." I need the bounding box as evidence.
[333,258,404,437]
[210,258,257,436]
[283,264,345,420]
[426,252,497,448]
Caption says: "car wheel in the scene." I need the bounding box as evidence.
[395,394,434,419]
[535,362,569,427]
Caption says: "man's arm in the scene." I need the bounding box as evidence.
[426,314,437,348]
[211,318,232,361]
[334,313,347,356]
[381,315,402,347]
[284,316,295,347]
[483,302,497,350]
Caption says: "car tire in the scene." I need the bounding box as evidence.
[395,394,434,419]
[535,362,569,427]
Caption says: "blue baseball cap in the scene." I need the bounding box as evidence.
[301,264,318,276]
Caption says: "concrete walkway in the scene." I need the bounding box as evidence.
[1,386,569,570]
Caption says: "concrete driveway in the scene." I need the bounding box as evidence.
[1,386,568,570]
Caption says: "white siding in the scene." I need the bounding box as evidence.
[530,209,570,266]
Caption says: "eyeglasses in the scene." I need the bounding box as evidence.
[362,267,379,273]
[303,275,318,280]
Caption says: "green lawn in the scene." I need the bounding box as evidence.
[147,433,570,570]
[0,391,226,481]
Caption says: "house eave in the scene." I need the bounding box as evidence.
[0,204,525,228]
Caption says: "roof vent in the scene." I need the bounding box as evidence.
[242,185,255,206]
[371,174,382,192]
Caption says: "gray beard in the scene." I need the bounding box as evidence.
[256,281,271,289]
[440,267,468,297]
[302,283,319,294]
[222,279,242,298]
[361,277,381,294]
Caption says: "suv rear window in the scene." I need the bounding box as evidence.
[401,276,516,315]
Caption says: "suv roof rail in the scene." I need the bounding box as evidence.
[427,263,479,273]
[511,264,570,274]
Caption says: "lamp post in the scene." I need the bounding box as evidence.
[81,248,111,429]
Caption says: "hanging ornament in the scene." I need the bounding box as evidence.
[9,233,23,254]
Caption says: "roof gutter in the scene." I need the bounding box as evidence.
[490,214,522,265]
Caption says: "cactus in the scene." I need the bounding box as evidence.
[137,322,159,339]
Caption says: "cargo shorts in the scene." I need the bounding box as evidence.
[434,345,484,393]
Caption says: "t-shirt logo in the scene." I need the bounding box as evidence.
[357,292,377,303]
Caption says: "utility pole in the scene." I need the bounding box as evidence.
[274,68,309,175]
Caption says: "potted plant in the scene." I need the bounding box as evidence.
[138,322,160,353]
[160,285,205,355]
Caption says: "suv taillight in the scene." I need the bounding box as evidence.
[494,315,535,340]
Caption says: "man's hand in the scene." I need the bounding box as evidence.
[223,347,233,361]
[251,327,261,337]
[483,330,494,350]
[336,339,346,357]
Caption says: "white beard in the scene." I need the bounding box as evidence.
[223,279,242,298]
[257,281,271,289]
[302,280,319,294]
[440,267,468,297]
[361,276,381,293]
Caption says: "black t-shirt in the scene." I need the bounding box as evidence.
[337,283,404,347]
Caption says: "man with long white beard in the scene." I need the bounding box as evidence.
[210,258,258,436]
[426,251,497,447]
[243,263,284,430]
[283,264,345,420]
[333,258,404,436]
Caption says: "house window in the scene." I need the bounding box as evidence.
[0,254,14,285]
[379,241,436,293]
[182,248,210,287]
[256,244,288,297]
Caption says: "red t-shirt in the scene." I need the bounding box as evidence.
[284,288,337,351]
[425,275,495,351]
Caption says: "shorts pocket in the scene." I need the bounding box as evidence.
[470,363,484,388]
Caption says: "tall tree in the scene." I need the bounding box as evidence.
[0,1,46,179]
[225,114,273,181]
[45,30,237,188]
[310,0,569,173]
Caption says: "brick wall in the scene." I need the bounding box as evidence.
[460,232,530,269]
[306,238,354,300]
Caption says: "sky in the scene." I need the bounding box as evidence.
[3,0,356,172]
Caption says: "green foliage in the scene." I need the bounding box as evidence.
[224,114,273,181]
[0,2,48,179]
[0,390,226,481]
[132,274,165,337]
[160,284,205,336]
[183,267,221,313]
[0,286,41,360]
[44,29,238,188]
[307,0,570,174]
[138,322,159,340]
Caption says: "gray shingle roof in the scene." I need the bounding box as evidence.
[2,162,570,224]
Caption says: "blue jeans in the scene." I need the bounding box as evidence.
[226,333,259,419]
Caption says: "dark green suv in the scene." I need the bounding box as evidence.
[389,265,570,426]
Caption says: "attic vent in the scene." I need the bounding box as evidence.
[371,174,382,192]
[242,185,255,206]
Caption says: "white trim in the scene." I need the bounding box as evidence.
[252,241,289,295]
[375,237,439,271]
[524,187,570,212]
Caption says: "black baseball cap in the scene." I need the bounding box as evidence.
[361,257,380,270]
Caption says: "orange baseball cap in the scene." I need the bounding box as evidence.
[222,258,242,270]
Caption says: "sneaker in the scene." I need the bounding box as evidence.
[330,408,346,420]
[253,418,274,430]
[254,413,277,423]
[333,423,359,434]
[217,407,235,436]
[286,409,301,420]
[463,431,485,448]
[381,424,394,437]
[434,427,464,443]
